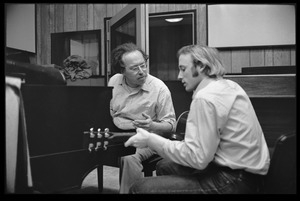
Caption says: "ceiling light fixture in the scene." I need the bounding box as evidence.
[165,18,183,23]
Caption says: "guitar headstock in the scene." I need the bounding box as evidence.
[83,127,111,152]
[83,128,136,153]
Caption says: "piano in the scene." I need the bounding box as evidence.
[21,84,135,193]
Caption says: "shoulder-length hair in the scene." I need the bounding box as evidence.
[177,45,226,78]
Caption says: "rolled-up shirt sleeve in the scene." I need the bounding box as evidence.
[108,74,176,132]
[156,87,176,131]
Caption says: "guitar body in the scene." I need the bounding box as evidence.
[165,110,189,141]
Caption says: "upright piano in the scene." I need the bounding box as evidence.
[21,84,135,193]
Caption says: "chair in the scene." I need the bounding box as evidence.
[141,110,189,176]
[261,132,296,194]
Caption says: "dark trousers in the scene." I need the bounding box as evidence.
[129,158,263,194]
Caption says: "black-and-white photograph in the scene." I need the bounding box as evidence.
[5,3,296,195]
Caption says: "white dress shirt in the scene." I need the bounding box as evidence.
[108,73,176,131]
[159,78,270,175]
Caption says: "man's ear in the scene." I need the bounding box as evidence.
[192,65,200,77]
[197,64,205,73]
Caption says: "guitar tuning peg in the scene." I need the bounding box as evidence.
[89,127,95,138]
[88,143,94,152]
[103,141,108,150]
[97,128,102,138]
[95,141,101,151]
[104,128,110,138]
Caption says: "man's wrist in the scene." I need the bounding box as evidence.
[147,132,166,153]
[149,121,155,132]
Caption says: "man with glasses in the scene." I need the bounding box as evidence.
[108,43,176,193]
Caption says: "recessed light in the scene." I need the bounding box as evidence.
[165,18,183,23]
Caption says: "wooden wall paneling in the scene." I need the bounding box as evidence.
[273,48,291,66]
[49,4,55,65]
[168,4,176,11]
[148,4,156,13]
[155,4,169,12]
[46,4,51,65]
[264,48,273,66]
[94,4,106,77]
[225,74,296,97]
[106,4,114,17]
[77,4,88,31]
[190,4,198,10]
[49,4,55,33]
[231,50,250,73]
[93,4,106,29]
[87,4,94,30]
[219,50,232,74]
[41,4,51,65]
[35,4,295,80]
[54,4,64,33]
[64,4,77,32]
[174,4,183,11]
[36,4,42,65]
[112,4,125,16]
[176,4,191,10]
[196,4,207,45]
[250,49,265,67]
[291,48,295,66]
[112,4,119,16]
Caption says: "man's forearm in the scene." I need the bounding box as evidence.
[150,121,173,134]
[147,132,169,154]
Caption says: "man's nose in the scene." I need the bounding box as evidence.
[138,66,146,74]
[177,71,183,80]
[138,66,143,72]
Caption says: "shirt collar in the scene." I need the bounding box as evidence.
[141,75,151,92]
[192,77,220,99]
[120,74,151,93]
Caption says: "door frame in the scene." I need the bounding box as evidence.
[105,4,149,84]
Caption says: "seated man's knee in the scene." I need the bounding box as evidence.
[129,178,154,194]
[121,155,137,165]
[156,158,174,176]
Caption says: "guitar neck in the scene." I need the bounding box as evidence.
[83,131,135,136]
[108,132,136,137]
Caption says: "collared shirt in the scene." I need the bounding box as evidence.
[108,73,176,131]
[160,78,270,175]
